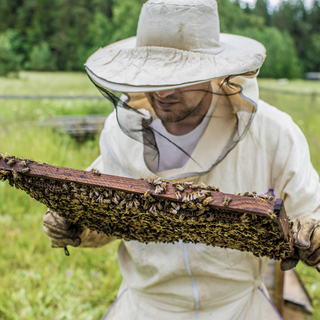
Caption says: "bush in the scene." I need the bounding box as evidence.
[236,27,302,79]
[0,33,22,77]
[27,42,57,71]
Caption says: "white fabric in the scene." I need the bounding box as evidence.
[85,0,266,92]
[147,95,216,172]
[136,0,225,55]
[93,97,320,319]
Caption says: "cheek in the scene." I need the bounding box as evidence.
[181,93,204,108]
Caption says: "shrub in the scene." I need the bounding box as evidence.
[0,33,21,77]
[27,42,57,71]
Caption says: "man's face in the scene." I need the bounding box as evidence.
[145,82,212,123]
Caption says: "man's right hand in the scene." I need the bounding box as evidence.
[43,209,89,248]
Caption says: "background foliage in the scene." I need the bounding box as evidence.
[0,0,320,78]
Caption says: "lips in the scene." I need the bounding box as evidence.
[155,99,178,108]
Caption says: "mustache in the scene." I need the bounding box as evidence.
[153,94,181,102]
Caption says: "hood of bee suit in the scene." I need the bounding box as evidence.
[85,0,266,98]
[94,70,259,180]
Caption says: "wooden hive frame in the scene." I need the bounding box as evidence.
[0,153,294,260]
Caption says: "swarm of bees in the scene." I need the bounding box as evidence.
[0,153,293,260]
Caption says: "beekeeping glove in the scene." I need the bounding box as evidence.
[43,209,89,248]
[281,214,320,272]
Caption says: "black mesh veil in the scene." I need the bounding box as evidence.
[88,73,257,179]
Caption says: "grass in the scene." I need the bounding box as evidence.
[1,72,320,319]
[258,78,320,94]
[0,72,101,96]
[0,126,122,319]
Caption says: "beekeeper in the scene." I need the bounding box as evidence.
[43,0,320,319]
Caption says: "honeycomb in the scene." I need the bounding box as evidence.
[0,153,294,260]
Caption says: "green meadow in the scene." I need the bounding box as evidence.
[0,72,320,319]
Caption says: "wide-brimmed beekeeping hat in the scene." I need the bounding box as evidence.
[85,0,266,93]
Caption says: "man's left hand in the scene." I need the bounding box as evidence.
[281,214,320,272]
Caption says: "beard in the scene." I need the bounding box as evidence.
[147,90,210,123]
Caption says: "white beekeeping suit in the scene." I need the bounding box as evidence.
[90,75,320,319]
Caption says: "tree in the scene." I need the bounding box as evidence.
[272,0,310,71]
[237,27,302,78]
[0,32,22,76]
[27,42,57,71]
[309,0,320,33]
[305,33,320,71]
[252,0,272,26]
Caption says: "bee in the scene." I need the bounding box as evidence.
[112,197,119,205]
[20,160,28,167]
[155,185,163,194]
[93,190,100,197]
[167,208,177,215]
[7,158,16,166]
[0,170,9,176]
[88,190,94,198]
[119,199,126,208]
[241,192,249,197]
[143,200,150,211]
[268,196,275,201]
[91,168,101,176]
[192,192,200,201]
[119,191,126,198]
[201,182,210,189]
[21,167,30,173]
[156,202,163,210]
[161,182,167,191]
[175,184,185,192]
[201,190,212,196]
[133,199,140,208]
[203,197,213,206]
[170,202,178,209]
[223,197,232,207]
[175,190,182,200]
[3,154,11,162]
[62,183,69,191]
[152,177,160,184]
[144,189,151,198]
[182,192,190,202]
[187,202,197,211]
[268,209,277,219]
[195,203,204,211]
[12,170,19,180]
[183,181,194,188]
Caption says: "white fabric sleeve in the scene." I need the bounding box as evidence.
[272,117,320,220]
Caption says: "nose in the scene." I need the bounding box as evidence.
[155,89,176,98]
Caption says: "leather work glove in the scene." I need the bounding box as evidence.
[43,209,89,248]
[281,214,320,272]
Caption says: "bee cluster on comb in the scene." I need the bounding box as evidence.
[0,153,294,260]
